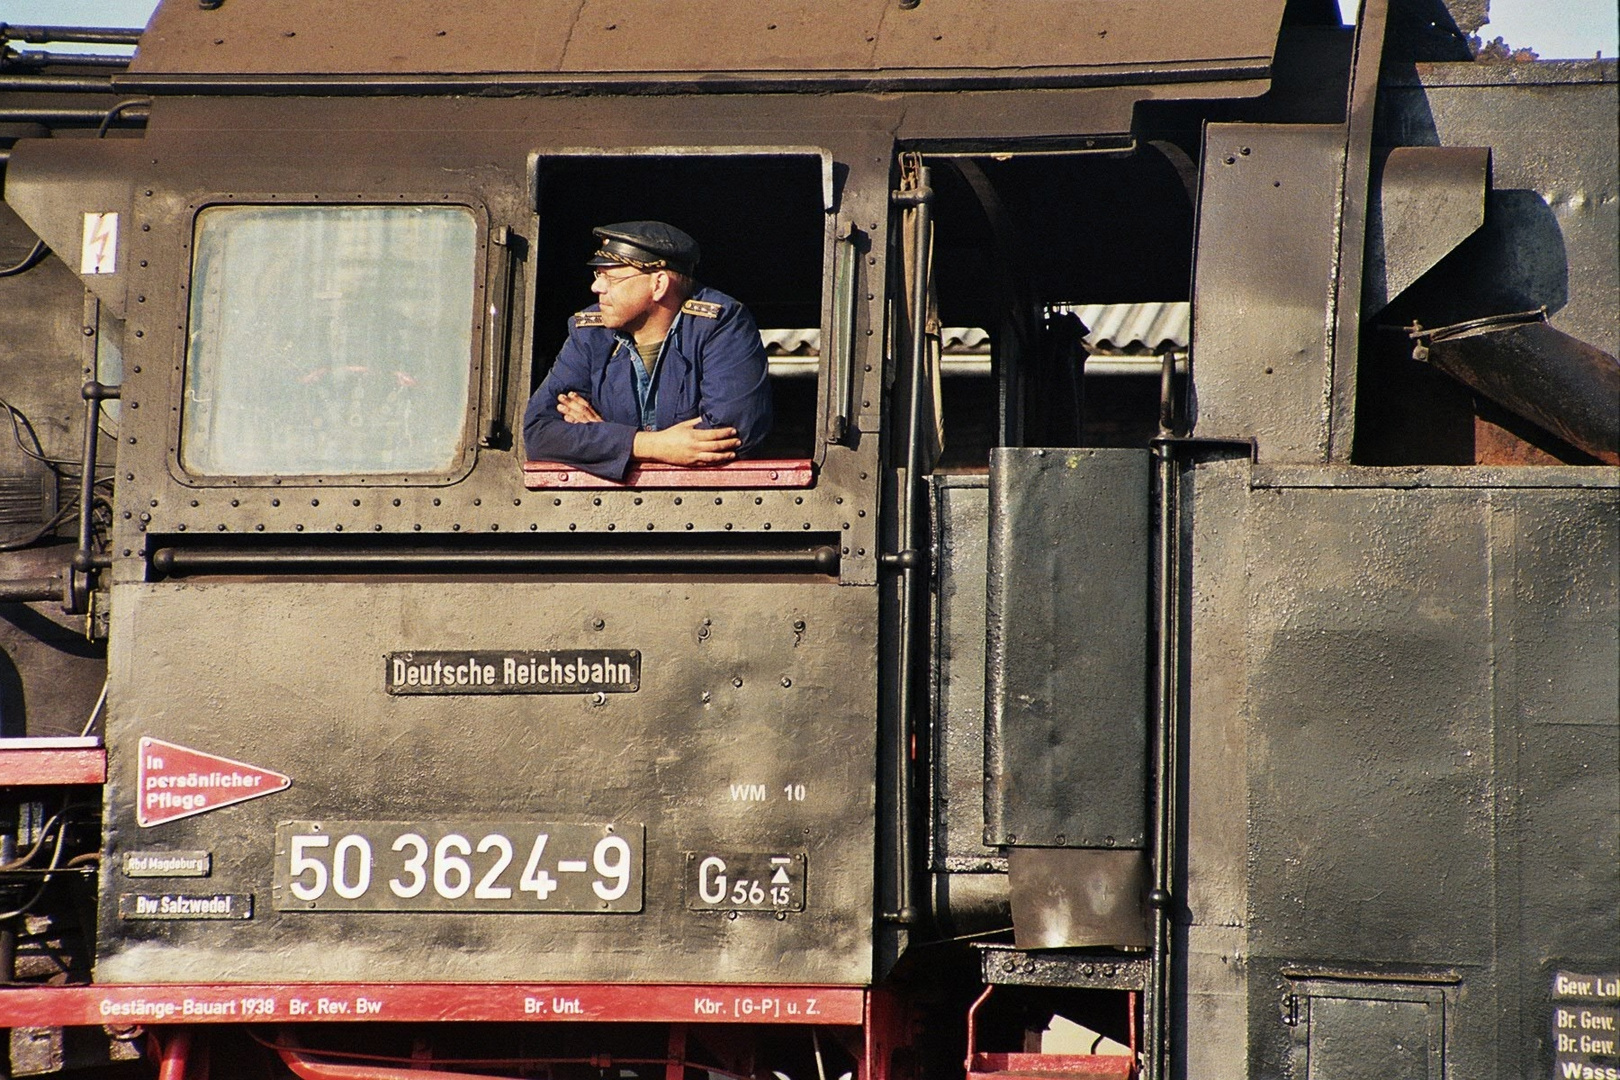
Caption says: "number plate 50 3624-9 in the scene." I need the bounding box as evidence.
[273,821,643,913]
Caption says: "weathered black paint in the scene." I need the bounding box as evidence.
[0,4,1614,1078]
[984,448,1150,850]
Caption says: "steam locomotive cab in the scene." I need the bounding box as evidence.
[0,1,1615,1078]
[78,134,878,989]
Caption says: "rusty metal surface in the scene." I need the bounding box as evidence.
[1357,61,1619,465]
[128,0,1287,84]
[979,944,1150,991]
[1008,848,1150,950]
[1420,319,1620,464]
[98,577,876,984]
[1363,145,1488,313]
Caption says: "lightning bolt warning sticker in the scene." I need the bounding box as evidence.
[80,212,118,275]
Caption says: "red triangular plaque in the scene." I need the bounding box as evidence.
[136,737,292,827]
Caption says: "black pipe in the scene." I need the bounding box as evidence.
[1412,313,1620,465]
[881,169,933,926]
[0,75,117,93]
[480,226,518,448]
[0,578,63,604]
[1141,437,1248,1079]
[6,52,132,69]
[0,239,46,277]
[97,99,151,137]
[1147,441,1179,1080]
[68,382,119,613]
[149,544,841,576]
[112,61,1272,97]
[1,25,144,46]
[0,107,148,124]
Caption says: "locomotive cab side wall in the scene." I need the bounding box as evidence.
[0,4,1615,1079]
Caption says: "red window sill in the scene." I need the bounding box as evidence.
[523,459,814,490]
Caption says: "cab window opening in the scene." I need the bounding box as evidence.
[179,204,480,478]
[921,147,1196,471]
[531,154,826,465]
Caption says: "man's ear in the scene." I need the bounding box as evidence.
[649,270,673,303]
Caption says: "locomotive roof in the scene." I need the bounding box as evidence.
[126,0,1289,89]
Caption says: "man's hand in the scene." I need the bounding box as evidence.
[632,417,741,467]
[556,391,603,424]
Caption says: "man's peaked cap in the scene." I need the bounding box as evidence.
[589,221,700,276]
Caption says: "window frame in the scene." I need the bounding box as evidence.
[168,195,493,489]
[526,146,837,480]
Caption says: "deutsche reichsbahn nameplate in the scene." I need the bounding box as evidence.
[386,651,640,695]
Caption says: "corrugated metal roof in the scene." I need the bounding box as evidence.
[1062,302,1190,354]
[761,303,1189,358]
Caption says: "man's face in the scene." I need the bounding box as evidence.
[591,265,656,330]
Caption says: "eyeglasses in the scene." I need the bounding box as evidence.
[591,267,652,287]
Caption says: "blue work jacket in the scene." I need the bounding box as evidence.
[522,286,773,480]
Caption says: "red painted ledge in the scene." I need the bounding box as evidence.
[523,459,814,490]
[0,737,106,786]
[0,983,866,1027]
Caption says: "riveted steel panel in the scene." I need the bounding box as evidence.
[98,576,876,985]
[984,447,1149,849]
[131,0,1286,83]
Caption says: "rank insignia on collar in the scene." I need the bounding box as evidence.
[681,299,723,319]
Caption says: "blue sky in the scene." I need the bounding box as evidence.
[2,0,1616,60]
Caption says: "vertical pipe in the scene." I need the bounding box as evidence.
[826,230,859,449]
[480,227,514,448]
[71,381,118,613]
[1147,440,1180,1080]
[885,167,932,925]
[74,387,101,569]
